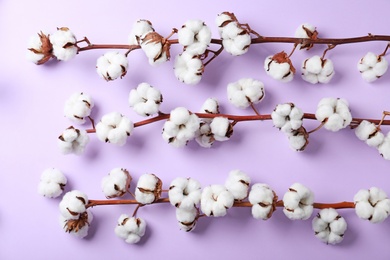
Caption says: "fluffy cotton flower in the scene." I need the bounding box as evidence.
[135,173,162,204]
[128,19,154,45]
[96,51,128,81]
[354,187,390,223]
[287,127,309,151]
[176,207,198,232]
[225,170,251,200]
[169,177,202,210]
[95,112,134,146]
[38,168,67,198]
[200,98,220,114]
[264,52,295,82]
[50,27,78,61]
[248,183,277,220]
[271,103,304,133]
[378,132,390,160]
[355,120,384,148]
[195,122,214,148]
[59,190,92,238]
[115,215,146,244]
[283,183,314,220]
[64,92,94,124]
[26,31,52,64]
[139,31,169,65]
[178,20,211,55]
[209,116,233,142]
[162,107,200,147]
[357,52,388,82]
[128,82,162,116]
[312,208,347,245]
[200,185,234,217]
[227,78,265,109]
[216,12,251,56]
[294,23,318,50]
[315,97,352,132]
[59,209,93,238]
[174,51,204,85]
[101,168,132,199]
[302,55,335,84]
[58,126,89,155]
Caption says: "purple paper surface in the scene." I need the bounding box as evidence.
[1,0,390,259]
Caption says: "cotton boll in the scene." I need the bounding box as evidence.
[101,168,132,199]
[288,129,309,151]
[174,51,204,85]
[176,207,198,232]
[355,120,378,141]
[135,173,162,204]
[378,134,390,160]
[227,78,265,108]
[195,122,214,148]
[357,52,388,82]
[315,97,352,131]
[312,208,347,245]
[128,19,154,45]
[200,98,219,114]
[59,190,88,220]
[60,209,93,238]
[96,51,128,81]
[178,20,211,55]
[50,27,78,61]
[64,92,94,124]
[294,23,316,38]
[169,177,202,210]
[38,168,67,198]
[354,187,390,223]
[115,215,146,244]
[26,31,53,64]
[271,103,303,133]
[200,185,234,217]
[210,117,232,141]
[248,183,276,220]
[129,82,162,116]
[95,112,134,146]
[283,183,314,220]
[225,170,251,200]
[302,56,335,84]
[264,55,294,82]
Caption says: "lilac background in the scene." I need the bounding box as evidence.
[1,0,390,259]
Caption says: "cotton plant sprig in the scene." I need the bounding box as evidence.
[39,167,390,245]
[27,12,390,85]
[57,80,390,160]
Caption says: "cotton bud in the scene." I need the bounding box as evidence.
[288,127,309,151]
[96,51,128,81]
[200,98,219,114]
[294,23,318,50]
[115,215,146,244]
[38,168,67,198]
[312,208,347,245]
[169,177,202,210]
[248,183,277,220]
[355,120,384,148]
[378,133,390,160]
[210,117,233,142]
[26,31,53,64]
[58,126,89,155]
[50,27,78,61]
[178,20,211,55]
[301,55,335,84]
[283,183,314,220]
[64,92,94,124]
[129,82,162,116]
[59,190,92,238]
[264,51,295,82]
[216,12,251,56]
[139,31,170,65]
[225,170,251,200]
[176,207,198,232]
[227,78,265,109]
[271,103,304,133]
[135,173,162,204]
[128,19,154,45]
[101,168,132,199]
[200,185,234,217]
[95,112,134,146]
[354,187,390,223]
[315,97,352,132]
[162,107,200,147]
[195,122,214,148]
[174,51,204,85]
[357,52,388,82]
